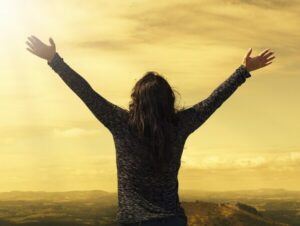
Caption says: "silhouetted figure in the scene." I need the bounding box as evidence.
[26,35,275,226]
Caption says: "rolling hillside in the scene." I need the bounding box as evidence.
[0,190,293,225]
[183,201,288,226]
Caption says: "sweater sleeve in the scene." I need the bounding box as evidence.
[177,65,251,138]
[47,52,128,132]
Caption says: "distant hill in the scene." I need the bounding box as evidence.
[183,201,289,226]
[181,188,300,202]
[0,190,294,225]
[0,190,116,202]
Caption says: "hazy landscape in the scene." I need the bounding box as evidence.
[0,189,299,226]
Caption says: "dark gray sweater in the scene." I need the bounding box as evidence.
[48,53,251,224]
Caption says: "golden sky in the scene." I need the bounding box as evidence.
[0,0,299,192]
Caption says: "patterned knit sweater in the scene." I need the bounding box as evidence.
[47,52,251,224]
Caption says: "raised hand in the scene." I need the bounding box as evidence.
[242,48,275,72]
[26,35,56,62]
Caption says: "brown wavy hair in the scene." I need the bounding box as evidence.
[128,71,181,175]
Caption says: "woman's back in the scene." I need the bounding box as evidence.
[113,113,187,224]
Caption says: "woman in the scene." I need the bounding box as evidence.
[26,35,275,226]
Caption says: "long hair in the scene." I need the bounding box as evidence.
[128,71,180,175]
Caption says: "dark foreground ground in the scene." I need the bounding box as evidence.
[0,189,299,226]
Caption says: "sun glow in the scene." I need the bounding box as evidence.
[0,0,29,61]
[0,1,23,34]
[0,0,299,192]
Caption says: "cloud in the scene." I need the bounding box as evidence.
[53,127,100,138]
[72,39,137,51]
[0,125,102,141]
[182,151,300,171]
[68,0,300,60]
[118,0,300,51]
[227,0,297,9]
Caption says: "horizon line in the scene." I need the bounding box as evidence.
[1,187,300,193]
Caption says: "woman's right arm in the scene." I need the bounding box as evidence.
[177,48,275,137]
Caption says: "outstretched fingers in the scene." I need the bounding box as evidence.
[243,48,275,71]
[26,36,39,56]
[261,49,275,67]
[27,37,38,50]
[26,47,38,56]
[49,37,55,47]
[28,36,38,46]
[266,56,275,62]
[263,56,275,67]
[27,35,45,51]
[259,49,270,57]
[245,48,252,58]
[264,53,275,62]
[264,61,273,67]
[263,51,275,59]
[30,35,43,45]
[26,40,35,50]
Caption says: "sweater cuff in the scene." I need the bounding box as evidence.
[238,64,252,79]
[47,52,63,68]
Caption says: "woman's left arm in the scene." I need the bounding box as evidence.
[26,35,127,132]
[47,52,128,131]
